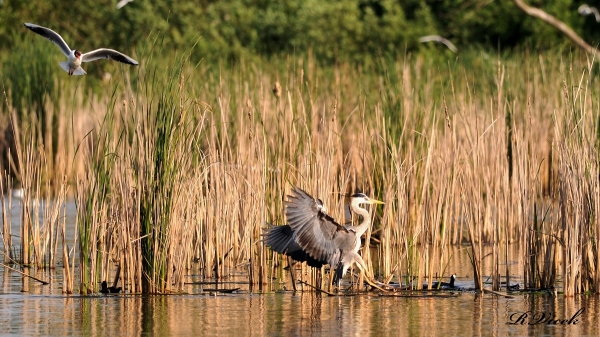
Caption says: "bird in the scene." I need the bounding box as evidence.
[116,0,134,9]
[11,188,24,199]
[100,281,122,294]
[263,199,328,269]
[429,274,456,289]
[578,4,600,22]
[501,281,520,290]
[23,23,138,76]
[418,35,458,53]
[263,186,384,287]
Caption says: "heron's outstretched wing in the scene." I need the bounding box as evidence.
[285,186,349,264]
[262,223,325,268]
[24,23,72,56]
[81,48,139,65]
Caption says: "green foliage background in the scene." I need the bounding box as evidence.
[2,0,600,64]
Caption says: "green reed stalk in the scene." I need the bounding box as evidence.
[76,84,122,294]
[5,41,600,295]
[133,56,199,293]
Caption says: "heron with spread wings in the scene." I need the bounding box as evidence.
[263,186,384,287]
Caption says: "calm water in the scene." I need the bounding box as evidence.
[0,277,598,336]
[1,198,599,336]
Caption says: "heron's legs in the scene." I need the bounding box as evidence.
[348,253,386,292]
[352,254,373,278]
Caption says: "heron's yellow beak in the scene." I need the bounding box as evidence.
[368,198,385,205]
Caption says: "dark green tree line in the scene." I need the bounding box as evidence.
[1,0,599,62]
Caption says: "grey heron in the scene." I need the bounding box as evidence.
[263,186,384,287]
[263,198,327,268]
[579,4,600,22]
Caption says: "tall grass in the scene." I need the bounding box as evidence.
[2,46,600,294]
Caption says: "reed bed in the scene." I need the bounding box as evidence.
[1,48,600,295]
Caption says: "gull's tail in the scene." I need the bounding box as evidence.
[59,62,86,76]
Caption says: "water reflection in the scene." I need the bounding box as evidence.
[0,271,598,336]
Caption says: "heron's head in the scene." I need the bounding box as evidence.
[350,193,384,205]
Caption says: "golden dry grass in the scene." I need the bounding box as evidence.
[1,50,600,294]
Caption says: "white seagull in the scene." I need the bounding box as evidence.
[24,23,138,76]
[578,4,600,22]
[116,0,134,9]
[418,35,458,53]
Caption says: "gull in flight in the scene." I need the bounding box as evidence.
[419,35,458,53]
[24,23,138,76]
[578,4,600,22]
[116,0,134,9]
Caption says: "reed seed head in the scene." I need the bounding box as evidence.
[272,81,281,98]
[246,98,253,121]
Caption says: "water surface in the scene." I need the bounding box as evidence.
[0,267,598,336]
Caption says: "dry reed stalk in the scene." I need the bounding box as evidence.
[2,79,93,272]
[125,54,600,294]
[17,130,44,267]
[29,179,43,267]
[5,48,600,295]
[0,173,14,263]
[595,171,600,293]
[40,176,68,269]
[61,203,72,294]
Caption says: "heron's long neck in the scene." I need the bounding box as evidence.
[351,202,371,237]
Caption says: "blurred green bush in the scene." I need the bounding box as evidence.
[0,0,597,63]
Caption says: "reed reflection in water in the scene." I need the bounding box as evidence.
[0,272,598,336]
